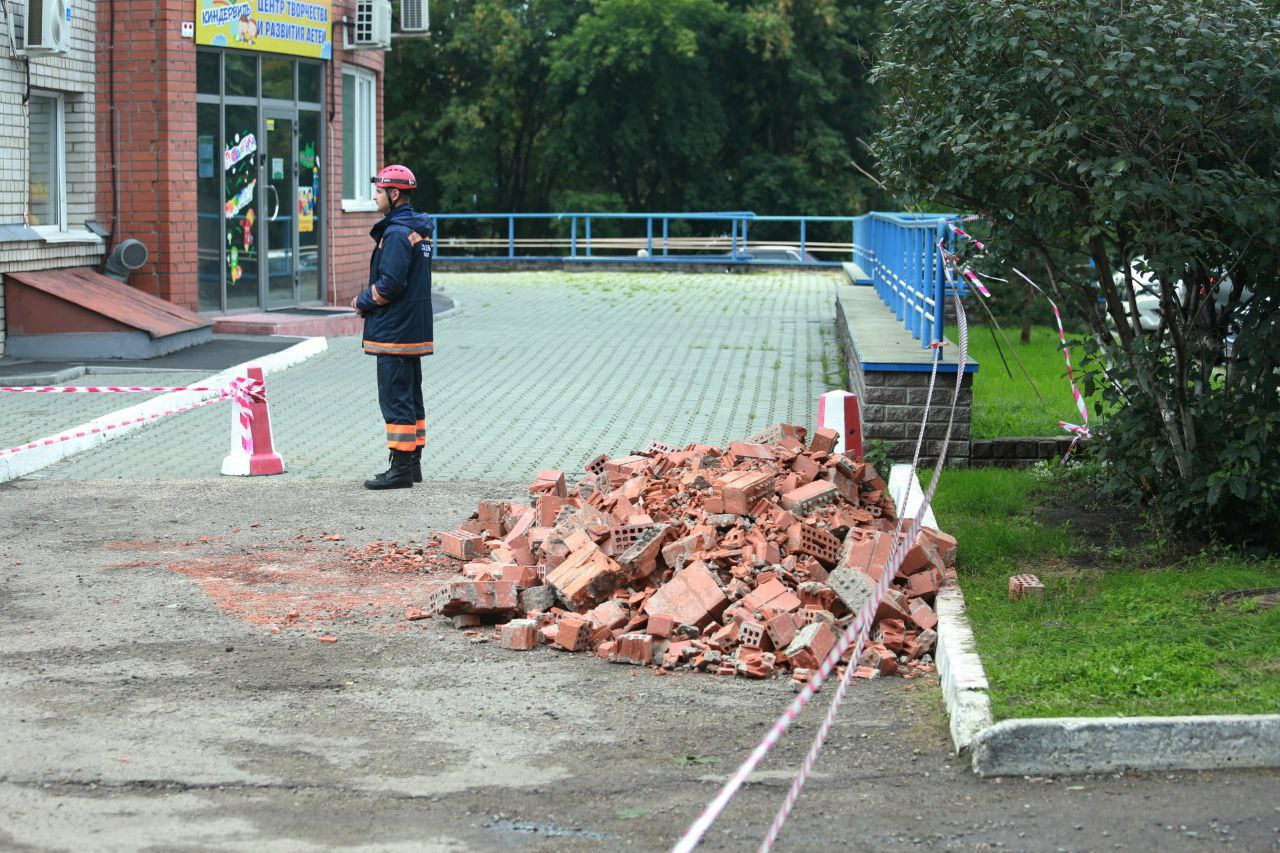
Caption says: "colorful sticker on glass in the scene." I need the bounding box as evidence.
[298,185,314,233]
[225,128,258,286]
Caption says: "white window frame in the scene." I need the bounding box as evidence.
[341,67,379,211]
[28,90,66,233]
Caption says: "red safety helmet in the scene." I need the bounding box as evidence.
[371,164,417,190]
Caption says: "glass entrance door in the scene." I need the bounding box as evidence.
[264,111,297,308]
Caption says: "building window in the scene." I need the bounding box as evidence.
[28,92,65,230]
[342,67,377,202]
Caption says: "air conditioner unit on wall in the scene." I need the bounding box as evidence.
[21,0,72,56]
[352,0,391,49]
[399,0,428,33]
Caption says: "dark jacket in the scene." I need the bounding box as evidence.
[356,205,435,356]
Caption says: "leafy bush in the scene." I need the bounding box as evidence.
[874,0,1280,547]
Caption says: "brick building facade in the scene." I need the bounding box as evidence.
[0,0,105,356]
[1,0,393,356]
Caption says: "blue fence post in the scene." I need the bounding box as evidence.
[742,216,750,255]
[662,217,669,257]
[586,217,592,257]
[895,225,906,324]
[800,219,807,259]
[912,227,923,342]
[730,217,738,260]
[933,220,946,345]
[508,216,515,258]
[646,218,653,258]
[571,217,578,258]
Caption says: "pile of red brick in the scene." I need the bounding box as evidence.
[430,424,957,682]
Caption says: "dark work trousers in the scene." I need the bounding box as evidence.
[376,354,425,451]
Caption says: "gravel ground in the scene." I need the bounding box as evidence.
[2,478,1278,852]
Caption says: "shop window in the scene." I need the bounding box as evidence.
[28,92,63,230]
[197,51,219,96]
[225,53,257,98]
[342,67,377,206]
[262,58,294,100]
[299,62,322,103]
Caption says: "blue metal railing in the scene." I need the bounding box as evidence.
[429,212,860,266]
[428,209,959,348]
[852,212,957,349]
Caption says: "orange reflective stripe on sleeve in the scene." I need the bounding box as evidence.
[370,285,390,306]
[362,340,434,356]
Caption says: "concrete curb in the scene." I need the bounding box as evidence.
[890,465,1280,777]
[0,336,327,484]
[889,465,995,755]
[969,715,1280,776]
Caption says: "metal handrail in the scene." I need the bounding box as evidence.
[426,209,959,347]
[429,212,862,266]
[852,212,958,349]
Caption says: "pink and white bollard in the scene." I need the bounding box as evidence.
[817,390,863,458]
[221,365,285,476]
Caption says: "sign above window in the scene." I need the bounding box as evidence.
[195,0,332,59]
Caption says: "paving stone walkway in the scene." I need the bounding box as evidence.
[16,270,842,481]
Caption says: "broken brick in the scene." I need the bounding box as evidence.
[921,526,958,566]
[555,615,592,652]
[529,469,569,498]
[431,580,519,617]
[720,470,777,516]
[613,632,654,665]
[908,599,938,631]
[501,619,539,650]
[546,545,625,609]
[808,427,839,455]
[740,577,802,616]
[647,613,676,639]
[440,529,483,561]
[643,561,728,628]
[1009,573,1046,601]
[779,480,840,516]
[784,621,837,671]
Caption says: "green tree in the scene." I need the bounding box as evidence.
[546,0,735,211]
[873,0,1280,545]
[384,0,586,214]
[383,0,885,218]
[723,0,884,222]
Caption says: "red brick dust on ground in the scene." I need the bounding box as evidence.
[103,540,176,552]
[153,534,464,638]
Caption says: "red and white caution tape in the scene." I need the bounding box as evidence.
[0,384,225,394]
[673,293,971,853]
[0,395,229,458]
[1009,266,1090,456]
[0,376,265,459]
[941,223,1091,456]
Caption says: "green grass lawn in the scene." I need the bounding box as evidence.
[967,323,1094,439]
[932,466,1280,719]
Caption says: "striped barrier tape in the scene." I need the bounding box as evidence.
[0,380,264,400]
[672,291,971,853]
[1,385,223,394]
[0,376,265,459]
[0,395,229,458]
[940,227,1091,455]
[757,294,969,852]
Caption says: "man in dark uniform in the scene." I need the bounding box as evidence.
[351,164,435,489]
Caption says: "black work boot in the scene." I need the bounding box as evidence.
[364,450,414,490]
[410,447,423,483]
